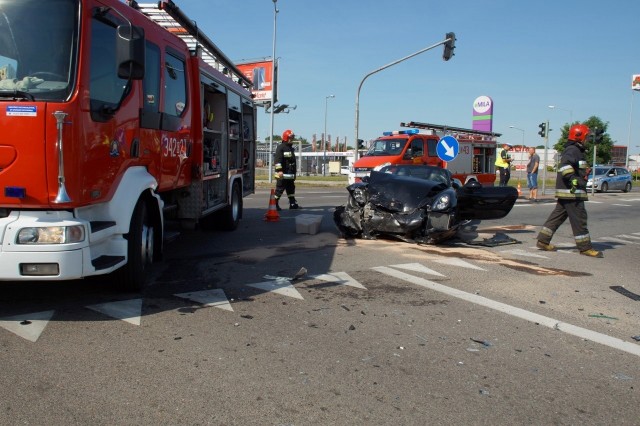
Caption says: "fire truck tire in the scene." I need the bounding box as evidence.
[116,196,155,291]
[219,182,242,231]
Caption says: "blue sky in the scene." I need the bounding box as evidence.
[178,0,640,153]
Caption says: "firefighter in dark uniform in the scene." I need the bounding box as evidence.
[274,129,299,210]
[536,124,603,258]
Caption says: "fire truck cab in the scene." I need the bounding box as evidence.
[349,121,500,186]
[0,0,257,290]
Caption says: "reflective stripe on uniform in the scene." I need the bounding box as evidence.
[539,226,554,238]
[555,189,588,199]
[575,233,591,244]
[559,165,575,176]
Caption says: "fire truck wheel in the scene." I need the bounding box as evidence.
[219,182,242,231]
[117,197,155,291]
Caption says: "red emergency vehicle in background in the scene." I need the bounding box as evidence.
[349,121,500,186]
[0,0,257,290]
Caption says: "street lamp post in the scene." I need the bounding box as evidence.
[268,0,278,183]
[323,95,335,176]
[509,125,525,184]
[548,105,573,124]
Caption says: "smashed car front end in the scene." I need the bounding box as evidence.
[334,171,460,243]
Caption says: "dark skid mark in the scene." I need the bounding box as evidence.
[610,286,640,301]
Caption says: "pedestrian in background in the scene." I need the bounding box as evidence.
[495,143,513,186]
[536,124,603,258]
[526,147,540,201]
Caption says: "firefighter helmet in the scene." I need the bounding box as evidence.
[568,124,590,143]
[282,129,295,143]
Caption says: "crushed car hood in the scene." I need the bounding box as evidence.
[367,171,448,212]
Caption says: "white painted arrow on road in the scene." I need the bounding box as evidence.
[174,289,234,311]
[0,310,55,342]
[310,272,366,289]
[247,280,304,299]
[86,299,143,325]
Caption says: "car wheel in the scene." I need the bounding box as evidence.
[624,182,632,193]
[601,182,608,193]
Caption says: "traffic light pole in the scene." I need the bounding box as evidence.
[541,120,549,196]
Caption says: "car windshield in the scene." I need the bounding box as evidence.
[594,168,610,176]
[380,165,451,185]
[365,138,407,156]
[0,0,78,101]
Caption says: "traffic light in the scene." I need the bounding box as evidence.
[538,122,546,138]
[593,128,605,144]
[442,32,456,61]
[357,139,365,149]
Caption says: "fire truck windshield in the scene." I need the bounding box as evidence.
[365,138,407,156]
[0,0,78,101]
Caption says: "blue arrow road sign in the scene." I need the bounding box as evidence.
[436,135,459,162]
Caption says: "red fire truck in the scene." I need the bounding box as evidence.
[0,0,257,290]
[348,121,500,186]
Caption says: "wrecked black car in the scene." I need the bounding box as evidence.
[334,165,518,244]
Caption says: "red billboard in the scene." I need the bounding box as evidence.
[236,59,276,104]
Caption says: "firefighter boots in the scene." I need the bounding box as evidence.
[580,249,603,258]
[536,241,556,251]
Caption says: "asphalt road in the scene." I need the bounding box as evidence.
[1,186,639,425]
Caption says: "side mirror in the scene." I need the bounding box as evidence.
[117,24,145,80]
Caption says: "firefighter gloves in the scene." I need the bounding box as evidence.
[570,178,578,194]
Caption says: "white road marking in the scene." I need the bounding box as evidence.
[389,263,446,276]
[310,272,366,289]
[586,200,604,204]
[86,299,142,325]
[373,266,640,357]
[0,310,54,342]
[174,289,233,311]
[431,257,485,271]
[596,237,640,245]
[499,249,549,259]
[616,234,640,240]
[611,204,632,207]
[247,280,304,299]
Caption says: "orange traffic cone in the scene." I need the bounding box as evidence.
[517,181,522,197]
[264,189,280,222]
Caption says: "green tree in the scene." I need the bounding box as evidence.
[552,116,613,166]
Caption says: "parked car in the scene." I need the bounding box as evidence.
[586,166,632,193]
[334,164,518,244]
